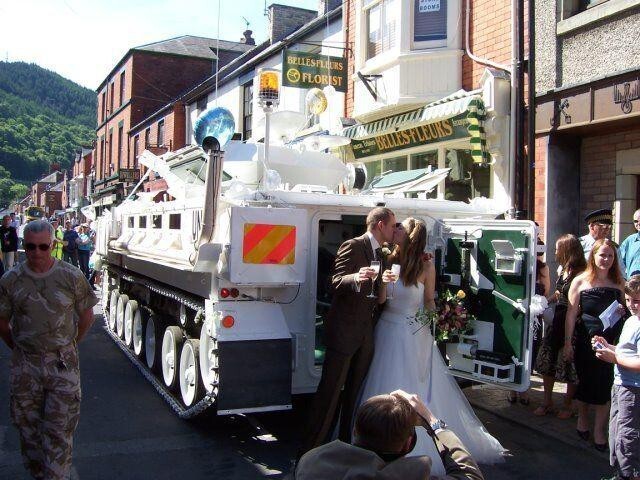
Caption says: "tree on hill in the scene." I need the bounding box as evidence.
[0,61,96,191]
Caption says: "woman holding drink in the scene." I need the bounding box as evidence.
[356,217,505,475]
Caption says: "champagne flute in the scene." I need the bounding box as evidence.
[367,261,381,298]
[388,263,401,300]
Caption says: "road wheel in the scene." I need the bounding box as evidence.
[108,290,120,332]
[132,308,148,358]
[161,326,184,390]
[199,318,218,394]
[124,300,138,348]
[144,314,164,372]
[115,294,129,339]
[180,339,202,407]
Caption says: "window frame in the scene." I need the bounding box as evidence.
[119,71,126,106]
[364,0,399,61]
[242,81,253,140]
[411,0,449,50]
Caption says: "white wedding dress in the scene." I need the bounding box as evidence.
[359,280,505,475]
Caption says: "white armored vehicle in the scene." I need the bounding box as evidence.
[94,108,540,418]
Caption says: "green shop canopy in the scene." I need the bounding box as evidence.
[343,92,488,163]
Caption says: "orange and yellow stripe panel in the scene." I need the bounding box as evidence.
[242,223,296,265]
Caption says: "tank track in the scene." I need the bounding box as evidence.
[103,267,217,418]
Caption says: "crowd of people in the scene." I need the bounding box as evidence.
[0,206,638,479]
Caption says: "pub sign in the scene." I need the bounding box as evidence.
[282,49,347,93]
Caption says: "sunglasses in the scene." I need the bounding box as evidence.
[634,220,640,224]
[24,243,51,251]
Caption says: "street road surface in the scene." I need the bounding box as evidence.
[0,310,612,479]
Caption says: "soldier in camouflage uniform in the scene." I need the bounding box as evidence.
[0,220,98,480]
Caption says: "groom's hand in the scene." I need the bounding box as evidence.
[357,267,376,282]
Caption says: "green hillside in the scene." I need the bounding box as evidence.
[0,61,96,207]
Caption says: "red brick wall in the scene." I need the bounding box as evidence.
[534,136,547,238]
[580,128,640,223]
[345,0,356,118]
[462,0,521,91]
[130,52,212,126]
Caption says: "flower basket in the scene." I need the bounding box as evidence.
[409,289,474,343]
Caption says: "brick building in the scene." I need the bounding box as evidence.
[535,0,640,249]
[63,147,94,223]
[30,170,64,210]
[342,0,524,208]
[93,35,254,209]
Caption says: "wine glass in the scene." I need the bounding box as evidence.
[388,263,401,300]
[367,261,381,298]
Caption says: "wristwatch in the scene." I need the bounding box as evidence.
[429,418,447,434]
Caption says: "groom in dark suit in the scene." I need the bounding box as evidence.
[300,207,397,455]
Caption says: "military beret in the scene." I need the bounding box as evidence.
[585,208,613,225]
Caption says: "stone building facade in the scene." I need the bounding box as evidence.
[535,0,640,248]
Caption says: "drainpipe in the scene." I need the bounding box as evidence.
[515,0,526,215]
[527,0,536,222]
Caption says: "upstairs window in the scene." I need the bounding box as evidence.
[101,91,106,122]
[133,135,139,167]
[414,0,447,42]
[119,71,126,106]
[365,0,398,60]
[109,82,114,114]
[157,120,165,147]
[243,82,253,140]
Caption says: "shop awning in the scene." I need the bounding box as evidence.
[343,91,488,163]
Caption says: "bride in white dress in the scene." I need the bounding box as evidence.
[359,218,505,475]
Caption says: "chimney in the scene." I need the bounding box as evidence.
[268,4,317,44]
[241,29,255,45]
[50,163,60,173]
[318,0,341,15]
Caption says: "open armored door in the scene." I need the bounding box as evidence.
[438,219,538,391]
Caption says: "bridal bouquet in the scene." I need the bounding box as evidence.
[410,289,474,342]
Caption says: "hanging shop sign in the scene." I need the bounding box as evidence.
[282,49,347,93]
[350,113,470,159]
[118,168,141,182]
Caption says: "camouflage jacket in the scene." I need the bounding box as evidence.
[0,259,98,352]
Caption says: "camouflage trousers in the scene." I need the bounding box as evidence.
[9,344,81,480]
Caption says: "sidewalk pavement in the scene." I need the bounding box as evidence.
[465,374,609,459]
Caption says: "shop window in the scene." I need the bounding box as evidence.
[365,0,398,60]
[365,160,382,186]
[411,151,438,170]
[139,216,147,228]
[144,128,151,148]
[127,217,134,228]
[152,215,162,229]
[383,156,408,173]
[444,149,490,202]
[414,0,447,42]
[133,135,139,167]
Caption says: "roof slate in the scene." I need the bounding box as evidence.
[133,35,253,60]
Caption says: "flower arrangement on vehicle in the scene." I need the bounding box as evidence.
[410,289,474,342]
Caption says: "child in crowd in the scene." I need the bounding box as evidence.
[593,274,640,480]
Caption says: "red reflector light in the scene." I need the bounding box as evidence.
[222,315,235,328]
[230,288,239,298]
[220,288,230,298]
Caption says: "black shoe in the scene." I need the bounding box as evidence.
[576,429,589,441]
[594,442,608,452]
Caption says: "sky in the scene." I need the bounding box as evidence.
[0,0,321,90]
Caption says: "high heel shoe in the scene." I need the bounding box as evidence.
[576,429,590,441]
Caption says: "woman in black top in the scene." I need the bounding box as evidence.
[534,234,585,418]
[564,239,626,450]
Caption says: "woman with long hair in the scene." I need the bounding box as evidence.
[564,238,626,450]
[534,234,585,417]
[356,217,504,475]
